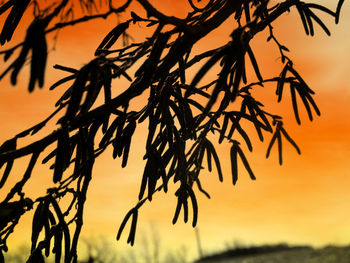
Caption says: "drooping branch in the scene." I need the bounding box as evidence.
[0,1,344,262]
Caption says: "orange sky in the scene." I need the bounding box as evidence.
[1,0,350,260]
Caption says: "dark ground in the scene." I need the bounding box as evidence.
[195,244,350,263]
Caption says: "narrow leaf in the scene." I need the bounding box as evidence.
[219,114,229,143]
[236,146,256,180]
[277,130,283,165]
[99,117,119,148]
[190,49,225,89]
[294,82,313,121]
[172,196,182,225]
[276,65,288,102]
[308,9,331,36]
[95,22,130,55]
[187,186,198,227]
[31,201,46,251]
[230,145,238,185]
[336,0,344,24]
[266,131,278,158]
[247,45,263,82]
[117,209,133,241]
[205,139,223,182]
[280,127,301,154]
[236,124,253,152]
[306,3,335,17]
[49,75,75,90]
[290,84,301,124]
[304,9,314,36]
[127,210,138,246]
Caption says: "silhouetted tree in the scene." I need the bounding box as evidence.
[79,236,119,263]
[0,0,344,262]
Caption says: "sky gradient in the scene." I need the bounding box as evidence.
[1,0,349,260]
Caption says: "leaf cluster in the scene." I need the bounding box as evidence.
[0,0,344,262]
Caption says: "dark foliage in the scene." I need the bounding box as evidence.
[0,0,343,262]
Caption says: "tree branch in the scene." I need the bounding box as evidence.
[136,0,188,28]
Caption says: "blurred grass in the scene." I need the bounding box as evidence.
[196,245,350,263]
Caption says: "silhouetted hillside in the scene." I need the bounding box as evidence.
[195,244,350,263]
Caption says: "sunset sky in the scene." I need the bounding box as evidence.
[1,0,350,261]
